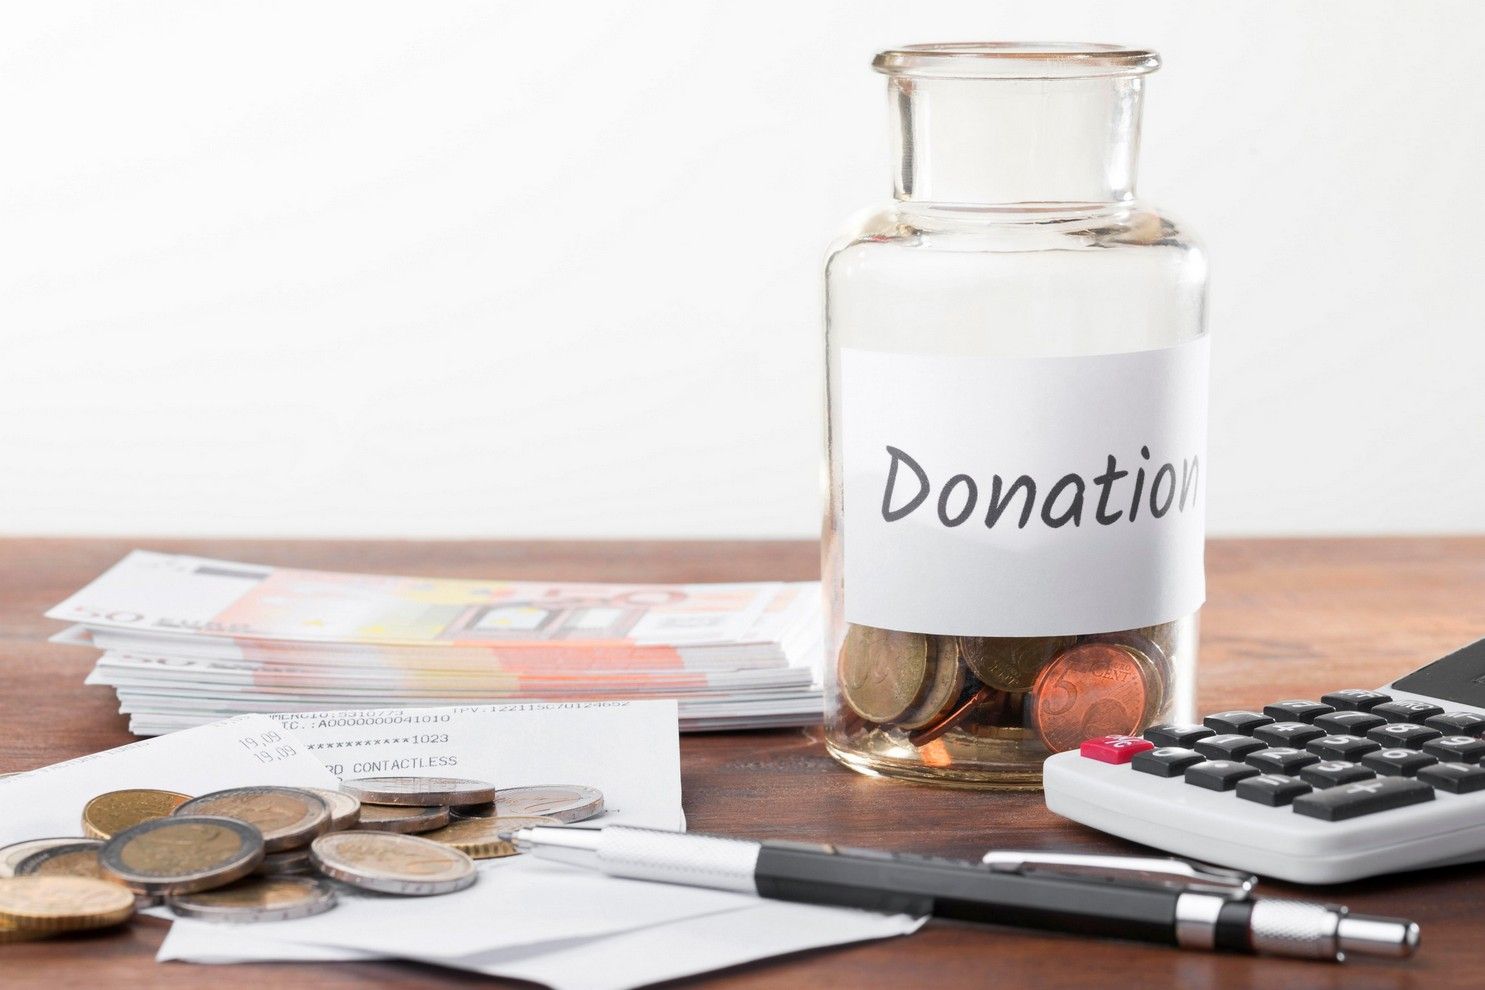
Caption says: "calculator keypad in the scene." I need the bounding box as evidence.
[1077,687,1485,824]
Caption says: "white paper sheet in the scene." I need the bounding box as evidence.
[159,889,925,990]
[0,714,338,845]
[267,700,683,830]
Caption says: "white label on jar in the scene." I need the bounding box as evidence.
[841,337,1209,637]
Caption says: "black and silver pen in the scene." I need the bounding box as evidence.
[510,825,1419,963]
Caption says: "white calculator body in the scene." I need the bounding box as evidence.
[1043,638,1485,884]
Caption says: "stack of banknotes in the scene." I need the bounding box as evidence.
[48,551,825,734]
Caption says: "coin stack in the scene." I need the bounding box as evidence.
[835,622,1179,782]
[0,778,605,940]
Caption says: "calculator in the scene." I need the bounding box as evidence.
[1042,637,1485,884]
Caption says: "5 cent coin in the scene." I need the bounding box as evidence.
[1030,642,1157,753]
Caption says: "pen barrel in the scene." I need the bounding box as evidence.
[754,844,1178,944]
[596,828,761,894]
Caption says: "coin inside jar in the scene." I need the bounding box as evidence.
[167,876,336,923]
[418,815,559,858]
[297,787,361,831]
[82,789,192,840]
[340,776,496,807]
[310,831,476,896]
[957,636,1076,693]
[1030,642,1158,753]
[101,816,264,895]
[174,787,330,852]
[482,785,604,824]
[838,624,930,723]
[357,803,450,834]
[893,638,966,730]
[0,876,136,934]
[0,838,93,879]
[14,841,110,881]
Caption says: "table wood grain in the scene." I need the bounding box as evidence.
[2,537,1483,989]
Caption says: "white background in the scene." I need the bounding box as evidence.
[2,1,1481,538]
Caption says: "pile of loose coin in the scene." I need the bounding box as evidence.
[0,777,604,940]
[837,623,1177,755]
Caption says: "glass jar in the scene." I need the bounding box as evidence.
[823,43,1207,789]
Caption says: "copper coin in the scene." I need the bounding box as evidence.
[957,636,1076,693]
[1030,642,1157,753]
[894,638,966,730]
[838,625,930,724]
[907,684,995,748]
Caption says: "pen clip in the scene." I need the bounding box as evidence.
[979,851,1256,899]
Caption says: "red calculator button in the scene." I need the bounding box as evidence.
[1080,735,1155,764]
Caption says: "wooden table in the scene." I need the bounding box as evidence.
[3,537,1482,989]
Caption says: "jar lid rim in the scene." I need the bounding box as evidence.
[873,43,1160,79]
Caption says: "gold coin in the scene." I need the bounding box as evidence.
[894,638,966,730]
[15,842,110,881]
[82,789,192,840]
[418,815,560,859]
[957,636,1076,693]
[0,916,50,943]
[174,787,330,852]
[358,803,449,834]
[838,624,930,723]
[0,877,135,934]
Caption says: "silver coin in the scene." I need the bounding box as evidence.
[101,815,265,895]
[254,846,315,876]
[310,831,476,896]
[173,786,330,852]
[494,785,604,823]
[298,787,361,831]
[0,837,92,878]
[357,803,450,834]
[14,840,106,878]
[339,776,496,807]
[167,876,337,923]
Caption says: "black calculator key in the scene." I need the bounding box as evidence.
[1425,712,1485,738]
[1144,723,1215,748]
[1422,735,1485,764]
[1236,773,1312,807]
[1312,710,1387,735]
[1185,760,1261,792]
[1203,710,1274,735]
[1371,700,1445,724]
[1361,748,1438,777]
[1365,723,1442,750]
[1320,689,1390,711]
[1307,734,1382,762]
[1132,747,1206,778]
[1262,700,1335,723]
[1417,761,1485,794]
[1300,760,1375,788]
[1292,776,1434,821]
[1194,734,1267,761]
[1253,721,1326,747]
[1246,747,1320,775]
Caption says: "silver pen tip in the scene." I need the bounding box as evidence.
[1337,914,1421,960]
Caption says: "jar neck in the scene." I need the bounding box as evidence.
[887,74,1145,209]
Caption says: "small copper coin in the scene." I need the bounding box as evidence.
[82,789,192,840]
[1031,642,1157,753]
[957,636,1076,693]
[894,639,967,730]
[357,803,450,834]
[838,625,930,723]
[174,787,330,852]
